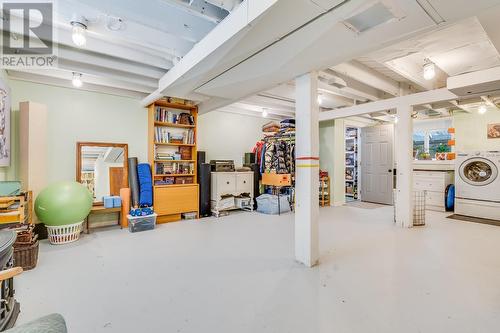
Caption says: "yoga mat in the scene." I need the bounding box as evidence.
[128,157,140,208]
[120,188,131,228]
[137,163,153,207]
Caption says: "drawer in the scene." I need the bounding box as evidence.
[216,174,237,196]
[414,178,445,191]
[154,185,198,215]
[236,173,253,194]
[424,191,445,207]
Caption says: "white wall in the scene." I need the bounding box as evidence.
[197,111,268,166]
[454,108,500,152]
[10,80,148,184]
[319,119,345,206]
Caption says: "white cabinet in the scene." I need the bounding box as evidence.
[413,170,454,212]
[211,172,254,215]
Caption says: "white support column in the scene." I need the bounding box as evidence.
[295,72,320,267]
[395,103,414,227]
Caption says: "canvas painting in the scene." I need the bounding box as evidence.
[0,78,10,166]
[487,123,500,139]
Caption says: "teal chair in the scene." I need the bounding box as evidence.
[0,268,67,333]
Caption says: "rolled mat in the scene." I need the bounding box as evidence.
[120,188,131,228]
[128,157,140,208]
[137,163,153,207]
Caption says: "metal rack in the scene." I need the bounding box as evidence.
[345,127,359,201]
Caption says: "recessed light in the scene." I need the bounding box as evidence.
[262,108,268,118]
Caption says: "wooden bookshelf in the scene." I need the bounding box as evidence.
[147,99,199,223]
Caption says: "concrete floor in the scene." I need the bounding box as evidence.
[15,205,500,333]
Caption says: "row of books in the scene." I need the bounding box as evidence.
[155,127,195,144]
[155,107,194,125]
[155,162,195,175]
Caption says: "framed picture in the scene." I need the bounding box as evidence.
[0,78,10,166]
[487,123,500,139]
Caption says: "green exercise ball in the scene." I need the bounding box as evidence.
[35,181,93,226]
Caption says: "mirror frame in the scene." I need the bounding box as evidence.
[76,142,129,206]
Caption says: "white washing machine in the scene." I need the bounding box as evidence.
[455,151,500,220]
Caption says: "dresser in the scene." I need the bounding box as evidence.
[211,172,254,215]
[413,170,454,212]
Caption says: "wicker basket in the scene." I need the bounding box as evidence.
[46,221,83,245]
[14,240,39,270]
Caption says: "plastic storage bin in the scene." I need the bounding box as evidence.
[103,196,114,208]
[112,196,122,208]
[127,213,157,233]
[256,194,290,215]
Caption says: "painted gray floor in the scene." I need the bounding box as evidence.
[15,206,500,332]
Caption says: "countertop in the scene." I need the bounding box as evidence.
[413,160,455,171]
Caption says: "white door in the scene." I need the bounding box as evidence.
[360,124,394,205]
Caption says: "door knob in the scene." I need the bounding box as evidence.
[388,169,392,172]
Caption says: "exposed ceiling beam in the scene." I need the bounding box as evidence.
[11,68,155,93]
[217,105,287,120]
[481,95,500,109]
[160,0,227,24]
[57,59,158,89]
[320,69,382,101]
[3,12,180,69]
[7,71,147,99]
[231,102,295,117]
[320,88,458,121]
[331,60,401,97]
[316,81,368,102]
[57,46,166,79]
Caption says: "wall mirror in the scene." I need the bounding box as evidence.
[76,142,128,205]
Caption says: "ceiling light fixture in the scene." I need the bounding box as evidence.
[317,95,323,105]
[71,16,88,47]
[72,72,83,88]
[262,108,269,118]
[423,58,436,80]
[478,104,487,115]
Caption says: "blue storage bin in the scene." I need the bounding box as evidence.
[112,196,122,208]
[103,196,114,208]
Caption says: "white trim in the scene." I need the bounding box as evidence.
[319,88,458,120]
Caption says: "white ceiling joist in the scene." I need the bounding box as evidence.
[12,68,155,94]
[3,11,178,69]
[56,59,158,89]
[319,88,458,120]
[8,71,147,99]
[57,46,166,79]
[331,60,401,97]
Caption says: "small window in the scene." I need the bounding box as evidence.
[428,129,451,157]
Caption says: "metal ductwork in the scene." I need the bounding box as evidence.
[205,0,241,11]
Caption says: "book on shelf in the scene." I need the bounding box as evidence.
[155,107,195,125]
[155,162,195,175]
[154,127,195,144]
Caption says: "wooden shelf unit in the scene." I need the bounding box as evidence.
[319,177,330,207]
[148,100,199,223]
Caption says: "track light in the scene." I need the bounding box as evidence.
[71,18,88,47]
[317,95,323,105]
[423,59,435,80]
[478,104,487,115]
[262,108,268,118]
[72,72,83,88]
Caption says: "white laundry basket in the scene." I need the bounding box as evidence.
[46,221,83,245]
[393,190,426,226]
[413,190,426,226]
